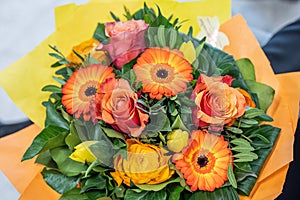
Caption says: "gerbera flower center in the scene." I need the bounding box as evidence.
[85,86,97,97]
[156,69,169,79]
[79,81,99,101]
[150,64,174,84]
[197,155,209,168]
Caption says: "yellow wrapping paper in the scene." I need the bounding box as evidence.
[0,1,299,199]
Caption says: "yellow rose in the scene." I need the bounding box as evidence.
[111,139,174,186]
[67,38,109,65]
[69,141,97,163]
[167,129,189,153]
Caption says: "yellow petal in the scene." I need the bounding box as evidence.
[69,141,97,163]
[179,41,196,64]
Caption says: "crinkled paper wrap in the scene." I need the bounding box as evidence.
[0,0,299,199]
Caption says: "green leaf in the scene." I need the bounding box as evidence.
[167,184,184,200]
[245,80,275,112]
[53,76,66,85]
[235,125,280,196]
[49,52,65,61]
[230,138,251,147]
[60,107,72,123]
[65,121,81,150]
[255,113,273,122]
[50,147,87,176]
[136,177,181,191]
[168,29,177,49]
[22,126,68,161]
[59,188,89,200]
[42,85,62,93]
[244,108,264,119]
[236,58,256,81]
[48,45,64,56]
[234,162,253,173]
[101,127,125,141]
[81,175,106,192]
[93,23,110,44]
[226,127,243,134]
[35,150,57,168]
[72,50,85,63]
[171,115,188,131]
[234,152,258,162]
[73,120,107,141]
[125,188,167,200]
[114,185,126,198]
[44,100,69,130]
[146,112,171,132]
[84,160,99,178]
[110,11,120,22]
[187,186,239,200]
[240,118,258,125]
[42,168,80,194]
[228,165,237,188]
[86,190,107,200]
[248,133,270,143]
[123,6,133,20]
[231,145,255,153]
[51,60,64,68]
[157,26,167,47]
[89,141,116,167]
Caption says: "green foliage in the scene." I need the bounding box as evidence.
[236,58,256,81]
[42,85,62,93]
[93,23,110,44]
[48,45,69,68]
[50,147,87,176]
[245,80,275,112]
[22,126,68,161]
[146,26,183,49]
[227,165,237,188]
[135,177,181,192]
[59,189,90,200]
[124,188,167,200]
[230,138,258,163]
[42,168,80,194]
[185,187,240,200]
[44,100,69,130]
[145,112,171,133]
[167,184,184,200]
[235,125,280,196]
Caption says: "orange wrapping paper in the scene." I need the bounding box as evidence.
[0,2,300,200]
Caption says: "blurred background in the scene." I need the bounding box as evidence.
[0,0,299,199]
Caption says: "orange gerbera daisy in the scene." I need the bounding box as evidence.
[173,130,231,192]
[62,64,115,122]
[133,48,193,100]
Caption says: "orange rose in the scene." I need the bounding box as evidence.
[67,38,108,65]
[95,78,149,137]
[192,74,246,128]
[111,139,174,186]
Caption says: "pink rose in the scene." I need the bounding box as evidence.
[99,20,149,69]
[192,74,246,129]
[95,78,149,137]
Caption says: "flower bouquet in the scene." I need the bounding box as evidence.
[16,2,283,200]
[2,0,299,200]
